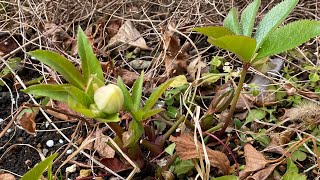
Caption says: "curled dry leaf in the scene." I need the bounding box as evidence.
[118,69,139,86]
[0,173,16,180]
[94,127,115,158]
[246,161,282,180]
[17,107,38,135]
[43,23,72,49]
[187,57,207,81]
[107,20,122,38]
[169,133,230,175]
[45,101,79,122]
[163,24,189,77]
[108,21,150,50]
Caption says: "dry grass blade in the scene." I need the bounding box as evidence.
[169,133,230,175]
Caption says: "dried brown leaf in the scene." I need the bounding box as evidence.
[43,23,72,49]
[0,173,16,180]
[119,69,139,86]
[45,101,79,122]
[17,108,37,135]
[169,133,230,175]
[94,127,115,158]
[107,20,122,38]
[0,35,18,55]
[247,162,281,180]
[187,57,206,80]
[108,21,150,50]
[243,144,269,173]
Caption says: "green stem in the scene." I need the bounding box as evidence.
[159,115,185,146]
[107,122,125,139]
[216,63,250,137]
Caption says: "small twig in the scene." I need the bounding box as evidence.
[0,108,23,139]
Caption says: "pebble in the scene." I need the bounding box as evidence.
[42,148,48,156]
[46,140,54,147]
[7,128,12,133]
[66,164,77,173]
[45,122,50,128]
[59,139,64,144]
[0,118,4,124]
[66,149,73,154]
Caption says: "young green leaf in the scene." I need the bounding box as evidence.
[208,35,256,62]
[142,108,165,120]
[256,20,320,60]
[283,158,306,180]
[240,0,261,36]
[77,27,104,84]
[122,120,144,148]
[96,113,121,123]
[132,71,144,111]
[21,153,58,180]
[223,7,242,35]
[254,0,299,49]
[23,84,92,106]
[117,76,134,111]
[28,50,85,90]
[143,78,174,113]
[193,26,234,38]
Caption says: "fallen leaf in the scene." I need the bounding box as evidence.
[108,21,150,50]
[170,75,188,88]
[17,107,38,135]
[107,20,122,38]
[45,101,79,122]
[94,127,115,158]
[187,57,207,80]
[169,133,230,175]
[242,143,269,173]
[99,158,132,173]
[0,173,16,180]
[247,162,281,180]
[118,69,139,86]
[43,23,72,49]
[163,24,189,77]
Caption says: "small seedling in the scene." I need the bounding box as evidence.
[193,0,320,135]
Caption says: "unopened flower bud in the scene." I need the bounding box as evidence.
[94,84,124,114]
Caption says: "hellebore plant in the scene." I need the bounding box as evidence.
[23,27,175,168]
[194,0,320,136]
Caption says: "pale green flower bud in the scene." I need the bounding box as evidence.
[94,84,124,114]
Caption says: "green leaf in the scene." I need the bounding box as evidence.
[23,84,92,106]
[173,159,194,176]
[240,0,261,36]
[0,57,21,77]
[28,50,85,90]
[117,76,134,111]
[96,113,121,123]
[193,26,234,38]
[21,153,58,180]
[256,20,320,60]
[142,108,164,120]
[122,120,144,148]
[208,35,256,62]
[245,108,266,124]
[170,75,188,88]
[132,71,144,111]
[165,143,176,156]
[283,158,306,180]
[77,27,104,84]
[211,175,239,180]
[143,78,174,113]
[292,150,307,161]
[223,7,242,35]
[254,0,299,49]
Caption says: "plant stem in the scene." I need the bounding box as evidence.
[159,115,185,146]
[107,122,125,139]
[216,63,250,137]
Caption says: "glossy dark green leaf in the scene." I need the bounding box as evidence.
[132,71,144,111]
[208,35,256,62]
[21,153,58,180]
[77,27,104,84]
[223,7,242,35]
[117,76,134,111]
[143,78,174,113]
[193,26,234,38]
[254,0,299,49]
[28,50,85,90]
[23,84,92,106]
[256,20,320,60]
[240,0,261,36]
